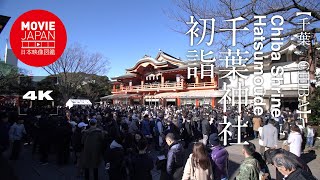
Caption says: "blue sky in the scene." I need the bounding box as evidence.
[1,0,318,78]
[0,0,192,77]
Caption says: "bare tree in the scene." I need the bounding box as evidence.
[43,43,110,102]
[168,0,320,92]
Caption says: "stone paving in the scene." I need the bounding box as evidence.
[3,138,320,180]
[226,139,320,180]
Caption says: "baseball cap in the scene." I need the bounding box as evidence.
[78,122,88,128]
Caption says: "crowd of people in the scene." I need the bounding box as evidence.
[0,103,317,180]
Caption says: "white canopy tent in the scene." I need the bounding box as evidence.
[66,99,92,108]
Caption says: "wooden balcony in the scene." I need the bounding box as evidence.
[112,82,217,93]
[186,82,217,90]
[112,82,183,93]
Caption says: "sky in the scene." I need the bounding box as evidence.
[0,0,192,78]
[1,0,319,78]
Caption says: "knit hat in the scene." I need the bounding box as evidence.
[90,118,97,124]
[209,133,220,146]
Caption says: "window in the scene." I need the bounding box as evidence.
[291,72,298,84]
[182,98,196,105]
[283,72,291,84]
[199,98,211,105]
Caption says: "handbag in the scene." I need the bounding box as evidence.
[259,171,269,180]
[282,141,289,151]
[156,156,167,170]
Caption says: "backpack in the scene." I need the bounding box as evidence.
[210,146,229,179]
[278,116,284,124]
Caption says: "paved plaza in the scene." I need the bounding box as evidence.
[3,139,319,180]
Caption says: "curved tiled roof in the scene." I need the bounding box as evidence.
[125,57,169,71]
[111,72,137,80]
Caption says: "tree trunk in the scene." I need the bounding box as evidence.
[308,40,316,96]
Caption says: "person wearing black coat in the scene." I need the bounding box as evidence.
[164,133,184,180]
[182,114,195,149]
[264,148,313,180]
[164,122,180,140]
[0,114,10,153]
[282,120,291,140]
[252,152,271,180]
[284,168,316,180]
[0,153,18,180]
[72,122,87,176]
[272,152,316,180]
[31,118,40,155]
[210,119,219,134]
[38,115,51,164]
[201,116,211,146]
[103,117,120,146]
[72,126,85,156]
[56,117,73,165]
[105,137,127,180]
[120,123,134,152]
[131,139,154,180]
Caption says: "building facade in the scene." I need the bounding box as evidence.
[102,41,315,112]
[102,51,219,107]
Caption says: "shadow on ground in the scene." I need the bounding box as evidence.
[301,150,317,164]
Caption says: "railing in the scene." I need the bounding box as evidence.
[112,82,217,93]
[112,88,122,92]
[112,82,183,92]
[187,82,217,89]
